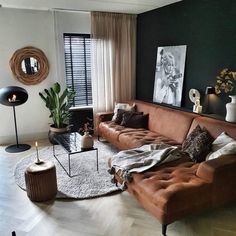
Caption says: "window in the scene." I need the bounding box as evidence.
[63,33,92,107]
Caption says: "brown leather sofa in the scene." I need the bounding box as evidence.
[96,100,236,235]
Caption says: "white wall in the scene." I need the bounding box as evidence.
[0,8,91,145]
[53,10,91,85]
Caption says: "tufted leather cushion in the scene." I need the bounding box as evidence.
[118,130,181,149]
[99,121,181,150]
[98,121,147,149]
[127,158,212,224]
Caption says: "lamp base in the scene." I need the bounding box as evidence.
[5,144,31,153]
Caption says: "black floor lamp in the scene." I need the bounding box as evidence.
[0,86,31,153]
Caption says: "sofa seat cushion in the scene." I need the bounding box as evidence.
[99,121,146,142]
[118,130,181,149]
[127,159,212,223]
[99,121,124,141]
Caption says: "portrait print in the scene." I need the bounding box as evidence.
[153,45,187,107]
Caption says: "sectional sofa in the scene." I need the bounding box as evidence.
[96,100,236,235]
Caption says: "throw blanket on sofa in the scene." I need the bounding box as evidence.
[108,144,183,189]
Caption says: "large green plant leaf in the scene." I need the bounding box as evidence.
[39,82,76,128]
[52,82,61,94]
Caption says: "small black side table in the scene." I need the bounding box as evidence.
[53,132,98,177]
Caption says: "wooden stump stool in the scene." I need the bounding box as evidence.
[24,161,57,202]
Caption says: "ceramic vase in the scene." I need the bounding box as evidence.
[81,132,94,149]
[225,95,236,123]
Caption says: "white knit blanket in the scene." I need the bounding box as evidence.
[109,143,182,189]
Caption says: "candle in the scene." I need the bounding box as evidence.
[35,141,40,163]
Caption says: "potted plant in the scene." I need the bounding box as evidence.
[39,82,76,144]
[215,68,236,122]
[215,68,236,94]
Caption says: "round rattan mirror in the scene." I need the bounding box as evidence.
[10,46,49,85]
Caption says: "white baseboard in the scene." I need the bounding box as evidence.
[0,132,48,145]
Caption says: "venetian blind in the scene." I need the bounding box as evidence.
[63,33,92,107]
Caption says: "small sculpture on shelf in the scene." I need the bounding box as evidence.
[189,88,202,113]
[193,99,202,114]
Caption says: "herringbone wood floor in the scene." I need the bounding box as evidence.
[1,139,236,236]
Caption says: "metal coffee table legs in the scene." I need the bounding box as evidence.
[53,145,98,177]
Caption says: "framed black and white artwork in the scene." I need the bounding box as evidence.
[153,45,187,107]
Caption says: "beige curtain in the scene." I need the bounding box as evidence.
[91,12,136,114]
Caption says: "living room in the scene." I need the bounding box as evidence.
[1,0,236,235]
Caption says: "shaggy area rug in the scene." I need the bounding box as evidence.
[14,141,121,199]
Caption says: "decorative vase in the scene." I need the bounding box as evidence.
[225,95,236,123]
[81,132,94,150]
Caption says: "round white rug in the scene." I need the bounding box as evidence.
[14,141,121,199]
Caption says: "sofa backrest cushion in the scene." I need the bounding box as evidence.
[188,116,236,139]
[129,100,160,131]
[152,107,197,144]
[129,100,197,144]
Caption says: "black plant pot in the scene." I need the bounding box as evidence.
[48,125,68,145]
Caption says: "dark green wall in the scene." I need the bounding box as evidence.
[136,0,236,116]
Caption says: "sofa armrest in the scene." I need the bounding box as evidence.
[96,111,114,122]
[196,155,236,206]
[196,155,236,182]
[95,111,114,134]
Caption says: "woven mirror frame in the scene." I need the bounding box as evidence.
[10,46,49,85]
